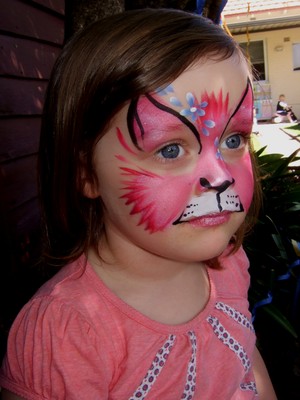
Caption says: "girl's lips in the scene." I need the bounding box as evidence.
[188,212,231,227]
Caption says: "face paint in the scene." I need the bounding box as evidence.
[127,94,201,153]
[88,58,254,263]
[117,95,204,232]
[116,128,138,156]
[176,80,254,223]
[116,77,254,233]
[119,165,195,232]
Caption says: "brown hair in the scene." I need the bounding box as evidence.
[39,8,260,266]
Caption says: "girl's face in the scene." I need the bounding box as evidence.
[87,55,254,262]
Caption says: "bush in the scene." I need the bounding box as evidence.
[245,146,300,399]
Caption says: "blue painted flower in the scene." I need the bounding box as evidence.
[156,84,174,96]
[180,92,208,121]
[214,137,223,160]
[202,119,216,136]
[157,88,216,136]
[169,96,183,107]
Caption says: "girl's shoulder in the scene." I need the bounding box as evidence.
[0,261,118,399]
[35,254,88,296]
[0,255,121,397]
[210,246,250,298]
[4,254,122,352]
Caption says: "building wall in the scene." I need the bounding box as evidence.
[0,0,65,358]
[233,26,300,118]
[0,0,64,237]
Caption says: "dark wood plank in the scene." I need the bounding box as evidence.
[0,77,47,116]
[0,0,64,44]
[0,155,38,211]
[8,196,40,238]
[0,117,41,162]
[0,35,61,78]
[0,0,64,357]
[31,0,65,15]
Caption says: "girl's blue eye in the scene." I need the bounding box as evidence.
[158,144,182,159]
[225,134,242,149]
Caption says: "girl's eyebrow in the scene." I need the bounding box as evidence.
[220,79,252,136]
[230,78,252,119]
[127,95,202,153]
[145,94,201,146]
[146,122,186,134]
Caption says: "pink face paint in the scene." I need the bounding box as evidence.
[116,129,195,232]
[220,81,254,212]
[119,166,194,233]
[128,95,201,153]
[117,81,254,232]
[177,81,254,224]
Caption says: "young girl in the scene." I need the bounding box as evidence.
[0,9,277,400]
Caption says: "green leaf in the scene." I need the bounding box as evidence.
[254,146,267,157]
[272,149,300,177]
[271,234,288,261]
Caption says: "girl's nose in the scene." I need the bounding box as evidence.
[199,177,234,194]
[194,153,233,195]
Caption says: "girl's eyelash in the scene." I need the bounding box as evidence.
[219,132,251,151]
[228,131,251,138]
[240,132,252,144]
[223,132,251,143]
[237,131,251,140]
[153,141,186,162]
[155,140,185,152]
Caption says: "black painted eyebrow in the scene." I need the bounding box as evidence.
[127,94,202,154]
[220,78,252,137]
[127,98,143,150]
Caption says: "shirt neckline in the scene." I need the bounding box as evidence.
[82,255,218,335]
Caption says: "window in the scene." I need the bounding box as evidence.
[292,43,300,71]
[239,40,266,80]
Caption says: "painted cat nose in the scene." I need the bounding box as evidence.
[199,177,235,193]
[199,178,211,188]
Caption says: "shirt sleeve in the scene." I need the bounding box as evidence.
[0,296,111,400]
[218,245,251,299]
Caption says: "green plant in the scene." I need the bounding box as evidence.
[281,123,300,138]
[244,146,300,398]
[245,146,300,335]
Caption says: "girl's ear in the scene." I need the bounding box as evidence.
[79,153,100,199]
[82,178,100,199]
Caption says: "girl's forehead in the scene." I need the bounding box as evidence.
[107,56,251,138]
[161,56,249,108]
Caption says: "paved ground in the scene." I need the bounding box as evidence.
[252,122,300,165]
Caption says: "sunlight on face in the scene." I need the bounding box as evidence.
[115,61,254,233]
[89,56,254,262]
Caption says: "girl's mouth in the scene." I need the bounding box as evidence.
[175,189,244,225]
[188,212,231,227]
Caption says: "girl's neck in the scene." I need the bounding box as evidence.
[87,232,210,325]
[89,227,203,280]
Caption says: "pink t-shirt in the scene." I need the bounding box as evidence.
[0,246,257,399]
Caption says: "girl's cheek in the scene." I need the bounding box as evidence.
[228,153,254,211]
[120,167,194,232]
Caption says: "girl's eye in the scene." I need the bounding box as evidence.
[221,134,245,150]
[226,135,241,149]
[156,143,184,159]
